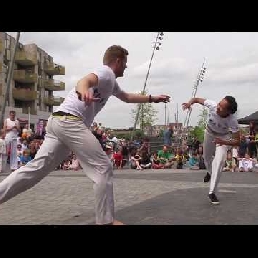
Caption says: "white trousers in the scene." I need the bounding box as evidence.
[5,134,17,171]
[203,130,229,194]
[0,116,114,224]
[0,154,7,173]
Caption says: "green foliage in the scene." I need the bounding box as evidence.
[189,107,208,143]
[131,90,158,130]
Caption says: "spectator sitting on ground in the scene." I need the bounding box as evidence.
[20,150,32,166]
[62,159,71,170]
[140,151,152,169]
[189,152,199,170]
[130,150,142,170]
[68,154,80,171]
[113,150,123,169]
[157,145,174,169]
[175,149,184,169]
[239,153,254,172]
[151,152,164,169]
[223,150,236,172]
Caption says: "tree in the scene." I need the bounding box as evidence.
[190,107,208,143]
[131,90,158,130]
[198,106,208,129]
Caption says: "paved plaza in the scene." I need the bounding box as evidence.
[0,168,258,225]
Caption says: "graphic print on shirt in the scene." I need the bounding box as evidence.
[208,112,228,131]
[93,87,107,107]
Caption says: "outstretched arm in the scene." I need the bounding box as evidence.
[115,91,170,103]
[182,97,206,110]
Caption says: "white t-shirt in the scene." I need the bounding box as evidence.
[239,159,253,170]
[232,148,238,158]
[5,118,19,140]
[56,65,123,127]
[204,99,239,134]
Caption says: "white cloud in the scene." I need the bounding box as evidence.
[7,32,258,128]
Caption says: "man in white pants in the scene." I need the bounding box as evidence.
[0,45,170,225]
[182,96,240,204]
[3,111,20,171]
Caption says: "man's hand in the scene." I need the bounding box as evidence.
[152,95,170,103]
[76,90,100,105]
[182,102,192,111]
[213,137,226,146]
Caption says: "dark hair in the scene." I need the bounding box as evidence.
[225,96,237,114]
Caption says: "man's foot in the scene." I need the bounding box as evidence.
[112,220,124,225]
[208,193,220,205]
[203,172,211,183]
[98,219,124,225]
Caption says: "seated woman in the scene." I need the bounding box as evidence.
[140,151,152,169]
[130,150,142,170]
[151,152,164,169]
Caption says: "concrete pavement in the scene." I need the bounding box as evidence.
[0,168,258,225]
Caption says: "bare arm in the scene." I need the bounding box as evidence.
[76,73,98,92]
[75,74,100,103]
[182,97,206,110]
[214,131,241,146]
[15,120,20,131]
[115,92,170,103]
[3,119,7,134]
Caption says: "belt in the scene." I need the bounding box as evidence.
[52,111,82,120]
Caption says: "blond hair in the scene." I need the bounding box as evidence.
[103,45,128,65]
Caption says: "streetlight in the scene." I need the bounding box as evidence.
[184,58,207,128]
[133,32,164,134]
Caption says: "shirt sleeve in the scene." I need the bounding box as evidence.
[203,99,217,110]
[112,81,123,97]
[92,67,111,85]
[229,116,239,133]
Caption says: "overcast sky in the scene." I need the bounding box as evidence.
[7,32,258,128]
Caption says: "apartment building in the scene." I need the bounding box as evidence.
[0,32,65,129]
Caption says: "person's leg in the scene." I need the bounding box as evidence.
[209,144,228,195]
[54,118,117,225]
[0,154,3,173]
[0,118,70,204]
[203,130,216,175]
[10,138,17,171]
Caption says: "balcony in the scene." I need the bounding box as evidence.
[22,107,37,115]
[13,70,38,83]
[12,88,37,101]
[44,63,65,75]
[15,50,37,65]
[0,40,3,53]
[44,96,64,106]
[42,79,65,91]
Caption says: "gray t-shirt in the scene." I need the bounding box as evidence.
[204,99,239,134]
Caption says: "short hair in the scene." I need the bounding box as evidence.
[103,45,128,65]
[225,96,237,114]
[10,110,15,114]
